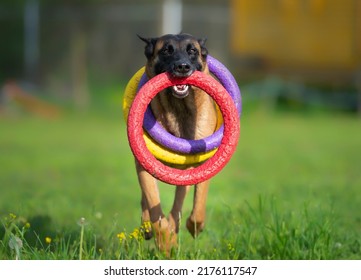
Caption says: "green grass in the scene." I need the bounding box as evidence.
[0,108,360,259]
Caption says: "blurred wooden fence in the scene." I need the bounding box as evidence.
[230,0,361,84]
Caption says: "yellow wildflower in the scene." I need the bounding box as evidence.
[117,232,126,242]
[9,213,17,220]
[130,228,142,241]
[227,242,235,252]
[45,237,52,244]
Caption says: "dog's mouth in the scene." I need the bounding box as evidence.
[171,85,189,98]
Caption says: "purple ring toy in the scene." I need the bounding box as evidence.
[137,55,241,154]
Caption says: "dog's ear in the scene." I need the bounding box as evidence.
[198,38,208,58]
[137,35,158,60]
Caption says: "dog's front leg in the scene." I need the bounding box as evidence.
[169,185,191,233]
[135,161,177,253]
[186,180,210,238]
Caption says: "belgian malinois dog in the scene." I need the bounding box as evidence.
[136,33,218,254]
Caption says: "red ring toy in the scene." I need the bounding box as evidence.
[127,71,240,186]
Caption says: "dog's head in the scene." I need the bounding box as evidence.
[138,33,208,98]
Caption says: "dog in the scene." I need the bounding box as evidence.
[135,33,218,253]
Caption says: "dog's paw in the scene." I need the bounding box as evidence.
[153,217,178,256]
[186,217,205,238]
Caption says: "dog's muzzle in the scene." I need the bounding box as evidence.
[169,61,196,98]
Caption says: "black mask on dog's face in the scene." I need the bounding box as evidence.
[138,33,208,98]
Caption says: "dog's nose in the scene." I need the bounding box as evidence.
[174,62,192,75]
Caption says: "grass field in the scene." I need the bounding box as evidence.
[0,98,360,259]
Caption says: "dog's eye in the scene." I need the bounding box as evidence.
[161,45,174,56]
[187,48,198,56]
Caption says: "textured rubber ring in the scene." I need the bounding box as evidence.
[138,55,241,153]
[123,67,218,165]
[127,71,240,185]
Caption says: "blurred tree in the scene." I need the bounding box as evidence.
[0,1,24,82]
[24,0,40,83]
[70,22,89,110]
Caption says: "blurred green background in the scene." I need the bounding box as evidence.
[0,0,360,259]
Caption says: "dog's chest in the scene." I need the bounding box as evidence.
[150,89,217,141]
[150,92,197,139]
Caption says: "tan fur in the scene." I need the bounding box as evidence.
[135,35,218,255]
